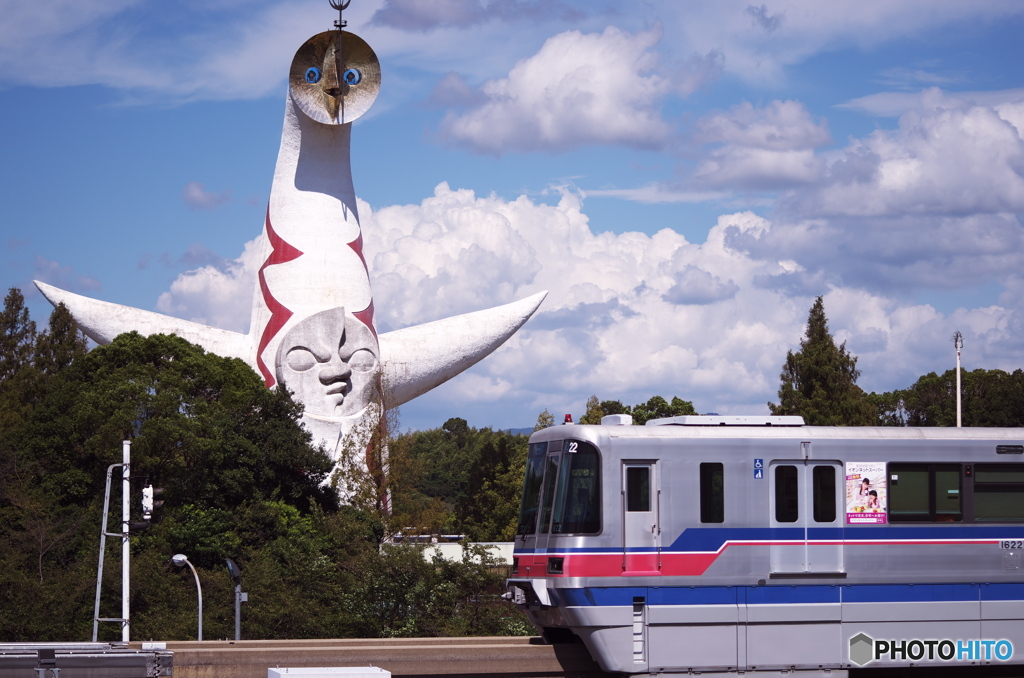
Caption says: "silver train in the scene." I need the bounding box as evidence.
[506,415,1024,677]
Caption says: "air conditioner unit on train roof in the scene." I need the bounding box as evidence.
[646,415,805,427]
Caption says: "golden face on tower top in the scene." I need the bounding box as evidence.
[289,30,380,125]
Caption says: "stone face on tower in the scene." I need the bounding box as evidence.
[35,16,546,467]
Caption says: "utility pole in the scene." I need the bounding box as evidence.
[121,440,130,642]
[953,331,964,428]
[225,559,248,641]
[93,440,133,642]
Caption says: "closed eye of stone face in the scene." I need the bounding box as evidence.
[286,347,319,372]
[348,348,377,372]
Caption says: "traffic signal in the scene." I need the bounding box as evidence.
[142,485,165,520]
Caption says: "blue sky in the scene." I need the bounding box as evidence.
[2,0,1023,432]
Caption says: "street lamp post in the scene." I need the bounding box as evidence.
[225,558,248,641]
[172,554,202,641]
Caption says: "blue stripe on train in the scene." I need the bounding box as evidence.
[667,525,1024,551]
[556,583,1024,607]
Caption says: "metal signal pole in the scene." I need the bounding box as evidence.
[121,440,130,641]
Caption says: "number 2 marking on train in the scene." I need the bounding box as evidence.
[999,540,1023,549]
[567,442,578,453]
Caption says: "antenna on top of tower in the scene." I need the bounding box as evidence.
[330,0,351,30]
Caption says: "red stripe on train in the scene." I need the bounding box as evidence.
[519,539,1002,578]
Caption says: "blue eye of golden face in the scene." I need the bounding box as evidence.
[305,67,322,84]
[343,68,361,85]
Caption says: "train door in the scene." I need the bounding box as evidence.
[622,462,660,574]
[769,460,844,574]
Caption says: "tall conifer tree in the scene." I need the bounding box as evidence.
[35,302,88,378]
[0,288,37,389]
[769,296,875,425]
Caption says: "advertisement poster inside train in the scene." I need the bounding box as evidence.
[846,462,887,524]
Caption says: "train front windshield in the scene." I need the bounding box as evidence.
[517,439,601,535]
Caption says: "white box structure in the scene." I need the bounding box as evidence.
[268,669,390,677]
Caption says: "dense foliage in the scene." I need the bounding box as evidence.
[578,394,696,425]
[0,289,526,642]
[871,368,1024,428]
[388,418,530,542]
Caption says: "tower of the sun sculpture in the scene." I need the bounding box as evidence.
[36,4,546,463]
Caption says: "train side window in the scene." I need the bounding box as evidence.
[889,464,929,520]
[516,442,548,535]
[935,465,962,521]
[626,466,650,512]
[812,465,836,523]
[974,464,1024,522]
[538,452,563,534]
[775,465,799,523]
[700,462,724,523]
[889,463,961,522]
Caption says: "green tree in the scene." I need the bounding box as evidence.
[0,295,89,438]
[34,302,88,380]
[0,288,39,435]
[340,543,524,638]
[867,389,907,427]
[394,418,476,506]
[600,399,630,417]
[392,420,530,541]
[0,288,36,388]
[630,395,696,425]
[14,331,336,513]
[455,430,528,541]
[534,409,554,431]
[381,426,457,538]
[579,395,604,425]
[768,296,875,425]
[887,368,1024,427]
[579,395,695,426]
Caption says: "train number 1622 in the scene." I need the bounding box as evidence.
[999,540,1023,550]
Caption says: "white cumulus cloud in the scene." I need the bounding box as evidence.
[157,182,1024,427]
[155,237,263,332]
[439,26,674,153]
[692,100,830,190]
[698,100,831,150]
[794,102,1024,218]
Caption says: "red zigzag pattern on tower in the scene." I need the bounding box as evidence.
[256,210,303,387]
[348,230,377,338]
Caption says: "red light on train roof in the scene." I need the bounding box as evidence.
[564,414,573,424]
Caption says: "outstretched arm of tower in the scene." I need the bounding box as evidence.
[378,290,547,408]
[34,281,250,361]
